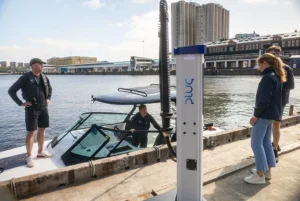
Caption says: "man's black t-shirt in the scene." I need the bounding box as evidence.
[8,72,52,109]
[32,75,47,109]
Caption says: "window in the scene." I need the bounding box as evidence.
[296,40,299,46]
[229,47,234,52]
[282,41,286,47]
[236,46,239,51]
[70,127,108,158]
[288,40,291,47]
[60,125,111,166]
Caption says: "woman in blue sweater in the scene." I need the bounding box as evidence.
[244,53,286,184]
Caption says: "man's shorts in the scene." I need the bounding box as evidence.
[25,107,49,131]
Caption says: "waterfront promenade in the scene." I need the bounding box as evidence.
[1,115,299,201]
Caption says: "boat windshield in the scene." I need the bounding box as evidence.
[51,112,130,149]
[61,125,160,166]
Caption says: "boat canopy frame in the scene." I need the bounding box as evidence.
[92,84,176,105]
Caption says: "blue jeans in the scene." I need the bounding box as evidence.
[251,118,276,172]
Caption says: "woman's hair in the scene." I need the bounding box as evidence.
[257,53,287,83]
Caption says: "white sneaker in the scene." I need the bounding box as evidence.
[26,157,34,168]
[37,150,52,158]
[244,173,266,184]
[250,168,272,180]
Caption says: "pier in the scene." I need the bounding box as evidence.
[0,113,299,201]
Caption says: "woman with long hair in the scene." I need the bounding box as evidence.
[244,53,286,184]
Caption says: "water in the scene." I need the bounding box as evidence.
[0,75,299,152]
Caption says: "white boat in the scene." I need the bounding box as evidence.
[0,85,223,182]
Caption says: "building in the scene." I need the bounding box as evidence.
[290,55,300,68]
[171,1,229,53]
[24,63,30,68]
[204,31,300,68]
[0,61,7,68]
[47,56,97,66]
[35,41,300,75]
[17,62,24,68]
[235,32,259,39]
[53,56,158,73]
[10,62,17,68]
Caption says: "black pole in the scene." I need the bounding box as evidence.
[156,0,173,145]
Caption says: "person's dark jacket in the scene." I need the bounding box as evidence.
[254,67,283,121]
[130,112,161,135]
[8,72,52,108]
[282,64,295,106]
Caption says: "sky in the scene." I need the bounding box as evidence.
[0,0,300,63]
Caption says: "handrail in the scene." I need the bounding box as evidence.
[150,84,176,88]
[98,125,162,133]
[80,112,129,116]
[118,88,148,97]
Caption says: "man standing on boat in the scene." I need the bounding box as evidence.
[129,104,161,148]
[8,58,52,168]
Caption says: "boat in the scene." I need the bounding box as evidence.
[0,84,223,182]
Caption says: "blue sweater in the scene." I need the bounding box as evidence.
[254,67,283,121]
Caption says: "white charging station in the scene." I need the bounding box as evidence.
[147,45,207,201]
[175,45,206,201]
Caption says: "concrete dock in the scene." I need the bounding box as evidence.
[1,123,298,201]
[203,149,300,201]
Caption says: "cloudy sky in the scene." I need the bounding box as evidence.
[0,0,299,63]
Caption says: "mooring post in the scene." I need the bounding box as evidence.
[289,105,294,116]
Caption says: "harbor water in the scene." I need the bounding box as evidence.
[0,75,299,152]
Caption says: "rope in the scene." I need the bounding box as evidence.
[153,146,161,161]
[10,178,17,198]
[89,160,96,177]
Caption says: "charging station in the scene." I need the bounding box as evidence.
[147,45,207,201]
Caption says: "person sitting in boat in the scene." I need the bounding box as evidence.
[129,104,161,148]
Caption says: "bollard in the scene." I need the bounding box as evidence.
[289,105,294,116]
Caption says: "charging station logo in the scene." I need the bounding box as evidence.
[184,78,194,104]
